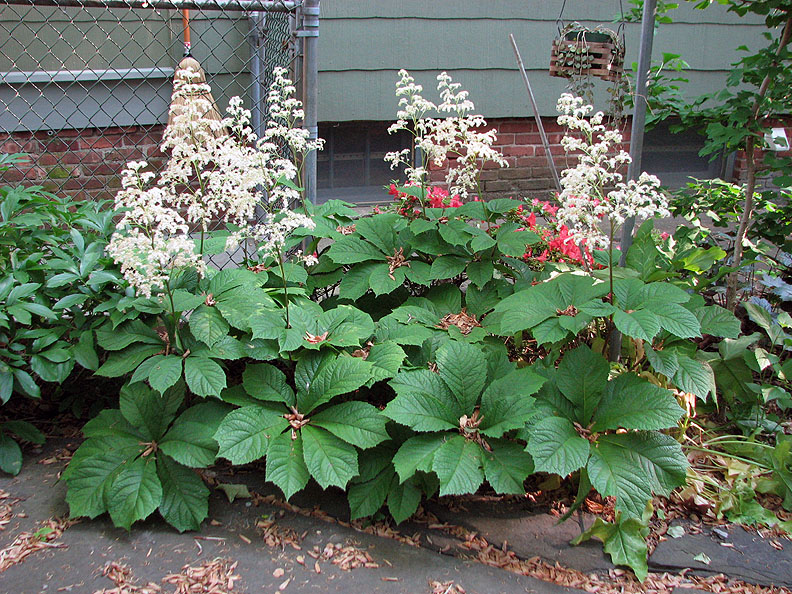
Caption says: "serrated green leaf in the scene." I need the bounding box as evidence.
[527,416,590,476]
[613,309,661,342]
[299,355,372,413]
[572,517,648,581]
[430,255,468,280]
[645,348,679,378]
[482,439,534,494]
[497,229,538,257]
[356,215,399,253]
[385,370,462,431]
[592,374,684,431]
[311,401,389,449]
[95,343,163,378]
[387,478,422,524]
[301,425,358,490]
[432,434,484,496]
[479,368,543,438]
[366,341,406,382]
[436,341,487,412]
[184,356,226,398]
[146,355,183,394]
[466,260,494,288]
[64,440,142,518]
[106,456,162,530]
[119,382,178,441]
[338,262,378,300]
[651,302,701,339]
[72,331,99,371]
[556,345,608,425]
[157,455,209,532]
[189,305,230,347]
[392,433,447,483]
[242,363,294,404]
[327,236,386,264]
[695,305,741,338]
[348,466,394,521]
[369,263,406,296]
[673,354,715,401]
[159,401,230,468]
[214,404,288,465]
[587,432,687,519]
[266,431,310,500]
[96,320,162,351]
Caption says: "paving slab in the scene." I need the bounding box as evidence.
[0,441,581,594]
[425,500,614,574]
[649,522,792,589]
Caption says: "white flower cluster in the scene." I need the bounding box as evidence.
[108,66,319,298]
[554,93,669,248]
[384,70,507,198]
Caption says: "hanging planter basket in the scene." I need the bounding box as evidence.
[550,23,625,82]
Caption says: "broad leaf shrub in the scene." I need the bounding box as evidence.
[0,153,124,474]
[58,71,746,581]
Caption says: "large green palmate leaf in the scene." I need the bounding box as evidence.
[387,478,423,524]
[64,437,143,518]
[482,439,535,495]
[119,382,181,441]
[587,431,687,519]
[613,309,661,342]
[339,262,378,300]
[384,370,462,432]
[369,263,406,296]
[96,319,162,351]
[189,305,230,348]
[430,255,468,280]
[216,287,275,332]
[156,455,209,532]
[242,363,294,404]
[527,416,590,477]
[435,341,487,412]
[555,345,608,425]
[214,404,288,465]
[356,214,400,253]
[479,368,544,438]
[298,355,373,413]
[572,517,648,581]
[366,341,407,383]
[105,456,162,530]
[392,433,447,483]
[159,401,230,468]
[301,425,358,490]
[137,355,183,395]
[347,455,395,521]
[183,356,226,397]
[591,374,684,432]
[433,435,484,496]
[310,401,389,449]
[266,431,310,500]
[650,302,701,339]
[327,236,385,264]
[672,354,716,401]
[695,305,741,339]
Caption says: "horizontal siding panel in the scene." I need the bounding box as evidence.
[319,18,764,73]
[321,0,764,25]
[318,69,732,122]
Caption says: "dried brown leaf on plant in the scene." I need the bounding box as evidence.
[0,517,71,573]
[162,558,241,594]
[436,309,481,335]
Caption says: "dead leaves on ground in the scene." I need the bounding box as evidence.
[0,517,71,573]
[94,558,241,594]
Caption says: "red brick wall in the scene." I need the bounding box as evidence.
[428,117,632,201]
[0,125,166,201]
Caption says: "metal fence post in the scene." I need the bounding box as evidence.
[299,0,319,206]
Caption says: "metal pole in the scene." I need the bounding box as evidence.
[509,33,562,193]
[618,0,657,263]
[300,0,320,206]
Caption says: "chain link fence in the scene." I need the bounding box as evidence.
[0,0,315,249]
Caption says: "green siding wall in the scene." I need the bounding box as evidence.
[317,0,768,121]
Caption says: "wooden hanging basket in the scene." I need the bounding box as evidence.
[550,23,625,82]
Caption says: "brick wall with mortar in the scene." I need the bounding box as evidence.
[428,117,633,202]
[0,125,166,201]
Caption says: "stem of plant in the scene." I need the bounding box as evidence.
[277,248,290,329]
